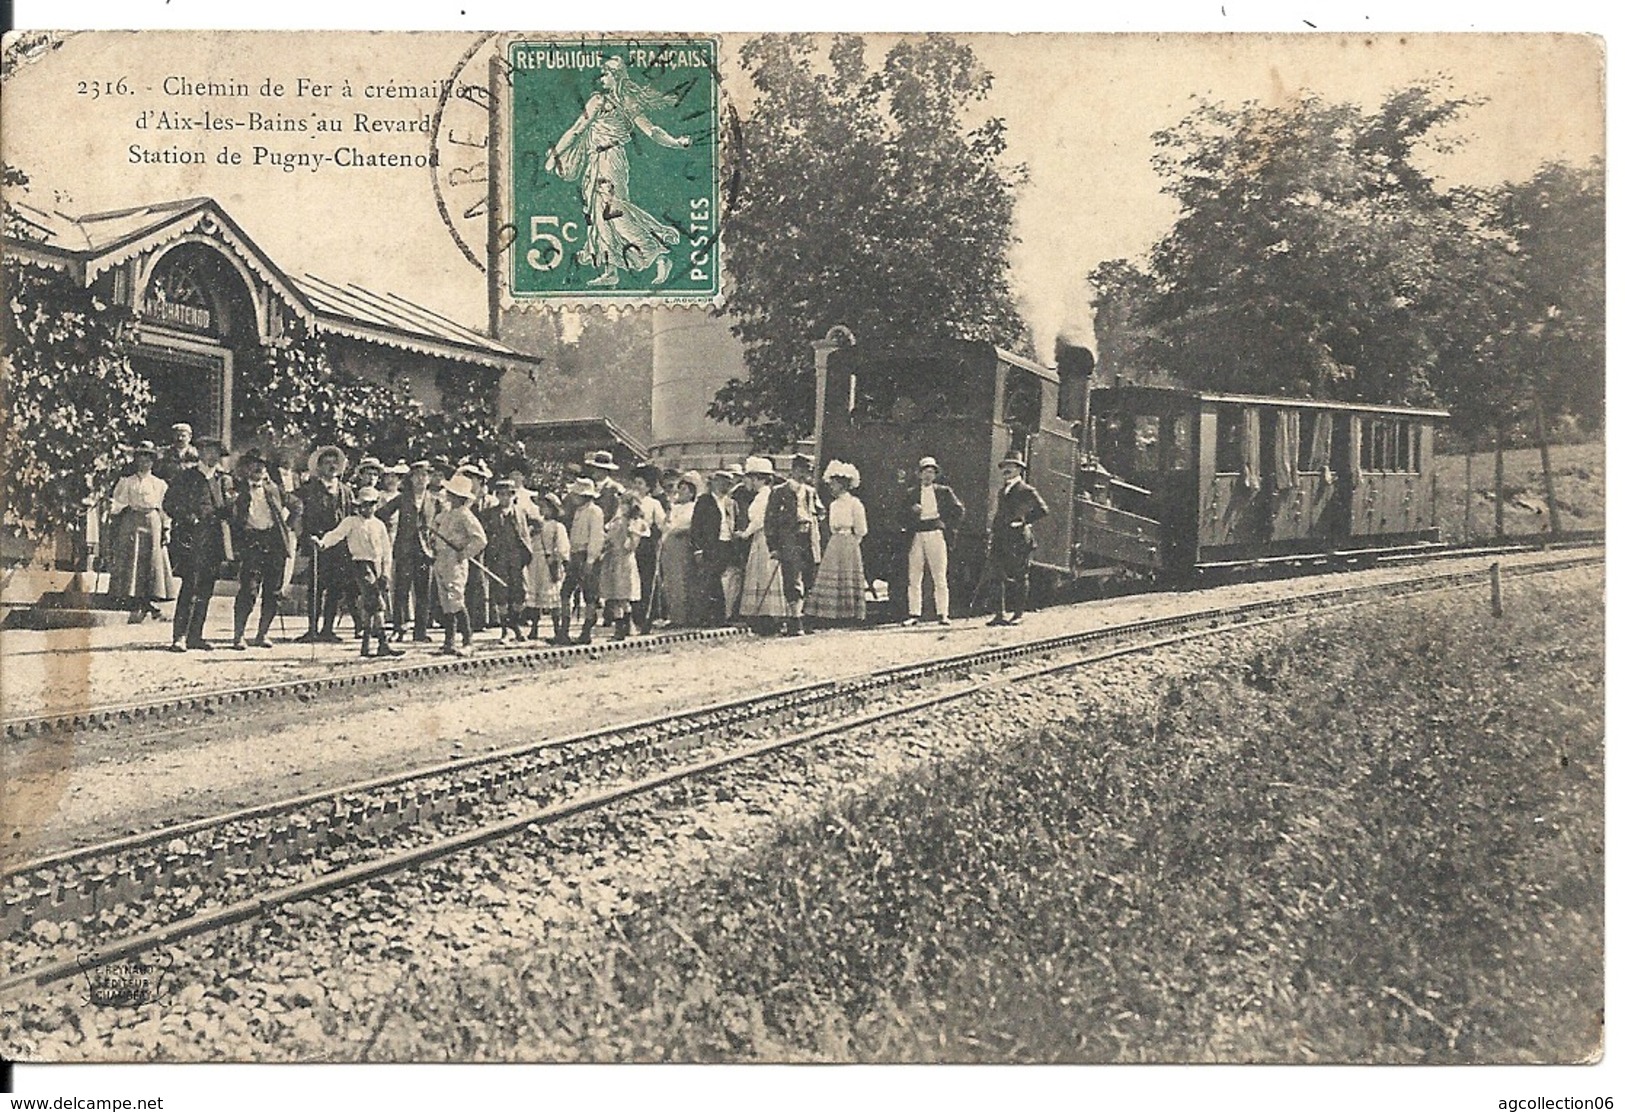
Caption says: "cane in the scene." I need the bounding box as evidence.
[308,535,320,663]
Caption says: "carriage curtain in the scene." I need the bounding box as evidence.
[1273,410,1300,491]
[1241,407,1262,491]
[1308,412,1334,483]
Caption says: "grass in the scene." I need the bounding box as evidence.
[1432,440,1604,542]
[364,571,1603,1063]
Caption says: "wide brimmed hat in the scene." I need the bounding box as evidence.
[743,455,775,477]
[409,459,433,471]
[442,473,478,501]
[456,459,493,481]
[355,486,382,504]
[386,460,411,475]
[677,469,704,492]
[998,454,1029,471]
[357,456,383,473]
[567,477,599,497]
[131,440,160,458]
[540,491,565,514]
[917,456,939,471]
[307,445,348,474]
[598,479,625,498]
[584,449,619,471]
[493,478,517,493]
[823,459,861,489]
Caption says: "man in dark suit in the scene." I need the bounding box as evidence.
[164,436,232,650]
[481,478,538,641]
[901,456,965,626]
[987,453,1049,627]
[765,454,820,636]
[690,469,734,627]
[390,460,439,641]
[294,445,354,642]
[229,452,291,649]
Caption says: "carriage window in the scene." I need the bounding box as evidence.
[1360,418,1376,472]
[851,357,986,423]
[1002,371,1042,432]
[1215,405,1245,473]
[1132,415,1161,472]
[1165,413,1192,471]
[1296,413,1317,472]
[1395,421,1412,471]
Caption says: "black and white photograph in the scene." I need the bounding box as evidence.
[0,3,1609,1108]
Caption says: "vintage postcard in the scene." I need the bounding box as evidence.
[0,22,1606,1102]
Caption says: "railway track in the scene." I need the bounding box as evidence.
[3,532,1601,746]
[0,548,1600,1001]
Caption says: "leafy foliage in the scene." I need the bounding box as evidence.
[711,34,1028,446]
[356,572,1600,1063]
[1092,84,1599,416]
[1,257,149,541]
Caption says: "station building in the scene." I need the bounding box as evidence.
[3,195,539,453]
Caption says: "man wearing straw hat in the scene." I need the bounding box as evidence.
[690,468,737,627]
[294,444,354,643]
[986,452,1049,627]
[901,455,964,627]
[561,476,606,643]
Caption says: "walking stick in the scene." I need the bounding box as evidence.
[308,535,319,663]
[426,526,511,589]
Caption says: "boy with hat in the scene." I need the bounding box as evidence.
[901,455,964,626]
[294,445,354,642]
[561,476,605,643]
[986,454,1050,627]
[430,472,487,656]
[317,487,400,657]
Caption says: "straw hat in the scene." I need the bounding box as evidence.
[307,445,348,474]
[743,455,775,477]
[443,473,478,501]
[567,477,599,497]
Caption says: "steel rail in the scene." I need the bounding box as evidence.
[0,552,1600,1001]
[0,552,1600,938]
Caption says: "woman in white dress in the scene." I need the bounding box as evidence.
[737,456,787,624]
[806,460,868,624]
[107,441,175,615]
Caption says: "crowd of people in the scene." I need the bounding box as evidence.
[101,423,1051,659]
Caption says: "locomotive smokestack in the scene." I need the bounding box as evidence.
[1055,338,1096,431]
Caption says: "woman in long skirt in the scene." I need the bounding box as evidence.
[601,490,648,640]
[737,457,787,624]
[106,441,175,616]
[524,492,571,642]
[806,460,868,624]
[656,470,701,627]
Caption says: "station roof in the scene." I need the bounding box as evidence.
[3,196,535,373]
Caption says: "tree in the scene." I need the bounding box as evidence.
[711,34,1028,446]
[1091,83,1491,405]
[3,166,153,545]
[233,321,426,461]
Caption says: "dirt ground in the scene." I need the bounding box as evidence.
[0,549,1589,863]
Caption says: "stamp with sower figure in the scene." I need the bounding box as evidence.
[504,37,720,304]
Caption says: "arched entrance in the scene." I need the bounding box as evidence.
[129,240,265,449]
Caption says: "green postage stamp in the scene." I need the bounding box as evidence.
[505,37,720,304]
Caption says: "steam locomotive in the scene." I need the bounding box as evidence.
[813,339,1447,608]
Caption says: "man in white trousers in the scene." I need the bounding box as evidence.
[901,456,964,626]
